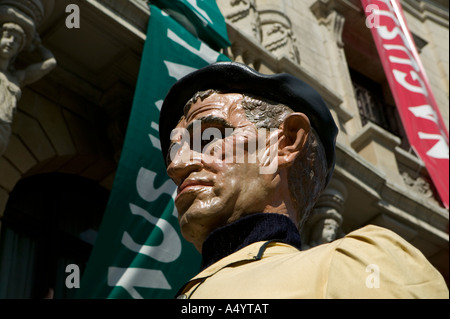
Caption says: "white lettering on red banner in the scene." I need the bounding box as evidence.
[361,0,449,208]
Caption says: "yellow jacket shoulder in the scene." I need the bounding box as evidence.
[324,225,449,298]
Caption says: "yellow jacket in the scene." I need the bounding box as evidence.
[177,225,448,298]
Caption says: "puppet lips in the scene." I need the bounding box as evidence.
[177,179,214,196]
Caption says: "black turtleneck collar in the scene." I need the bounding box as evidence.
[200,213,302,270]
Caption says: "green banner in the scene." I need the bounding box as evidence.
[151,0,231,50]
[77,4,230,299]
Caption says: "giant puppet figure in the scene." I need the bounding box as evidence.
[158,62,448,298]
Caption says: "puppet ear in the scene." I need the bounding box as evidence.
[277,112,311,168]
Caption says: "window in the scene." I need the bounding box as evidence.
[350,69,410,151]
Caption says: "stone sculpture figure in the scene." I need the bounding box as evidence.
[301,206,343,249]
[0,2,56,155]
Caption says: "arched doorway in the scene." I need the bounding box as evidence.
[0,173,110,298]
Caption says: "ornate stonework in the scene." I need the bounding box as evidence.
[259,9,300,63]
[401,171,435,199]
[217,0,300,64]
[0,0,54,28]
[218,0,260,41]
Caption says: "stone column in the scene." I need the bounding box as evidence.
[0,0,56,155]
[301,178,348,249]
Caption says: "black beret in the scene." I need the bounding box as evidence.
[159,62,338,183]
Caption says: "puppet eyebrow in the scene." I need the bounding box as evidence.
[185,115,234,132]
[166,116,234,166]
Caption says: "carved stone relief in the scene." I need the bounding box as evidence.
[0,0,56,155]
[217,0,300,64]
[259,9,300,64]
[401,171,435,199]
[218,0,261,41]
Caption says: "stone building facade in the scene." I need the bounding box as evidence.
[0,0,448,297]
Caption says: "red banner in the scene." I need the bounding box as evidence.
[361,0,449,208]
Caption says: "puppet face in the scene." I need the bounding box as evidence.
[167,92,278,251]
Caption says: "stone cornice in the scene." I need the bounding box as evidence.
[402,0,449,27]
[335,140,448,240]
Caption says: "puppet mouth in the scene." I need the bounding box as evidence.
[176,179,214,200]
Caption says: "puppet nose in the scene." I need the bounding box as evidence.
[166,143,203,186]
